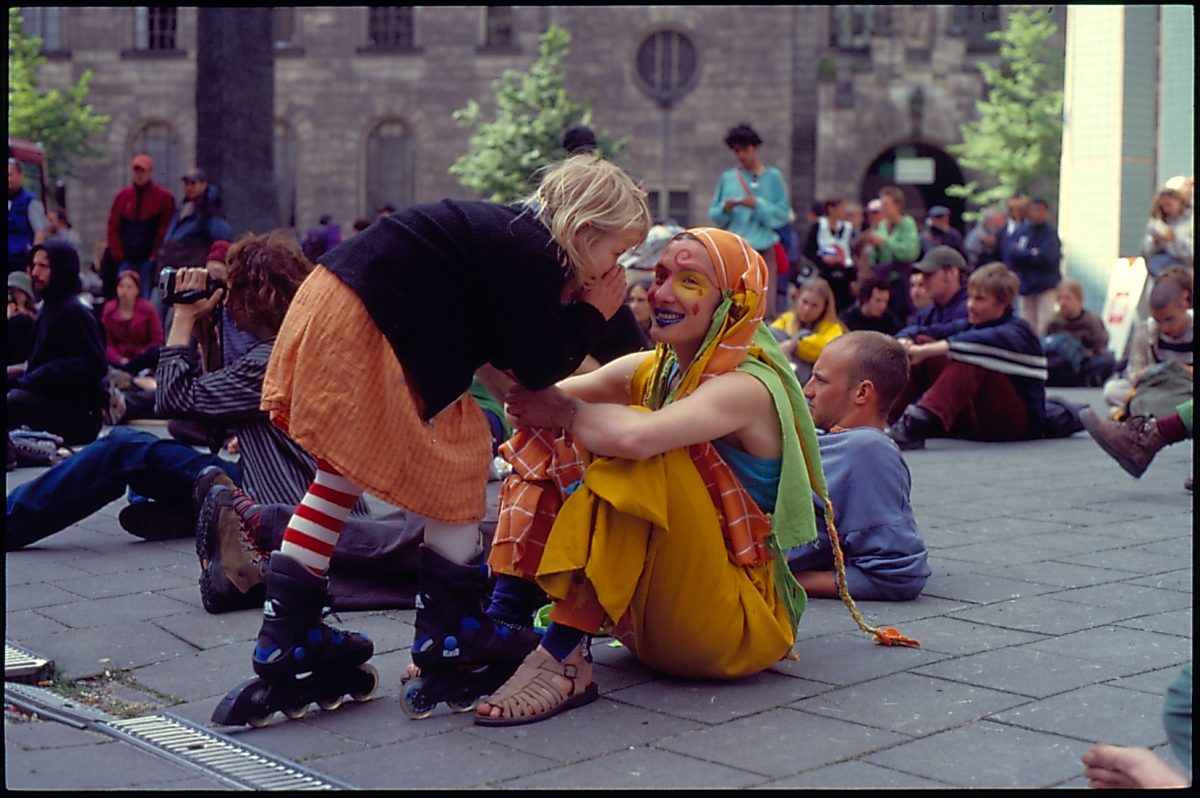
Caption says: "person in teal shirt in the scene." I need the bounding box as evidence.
[860,185,921,322]
[709,124,792,320]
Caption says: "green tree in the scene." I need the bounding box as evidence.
[450,25,623,203]
[946,7,1063,218]
[8,8,110,178]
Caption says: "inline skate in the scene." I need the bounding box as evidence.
[212,553,377,727]
[399,545,541,718]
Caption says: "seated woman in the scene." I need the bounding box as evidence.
[770,275,846,382]
[474,228,912,727]
[102,269,163,375]
[624,276,653,347]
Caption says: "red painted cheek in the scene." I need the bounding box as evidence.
[692,303,700,316]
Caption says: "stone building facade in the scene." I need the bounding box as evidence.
[19,5,1065,261]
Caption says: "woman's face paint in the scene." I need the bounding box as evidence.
[649,239,719,331]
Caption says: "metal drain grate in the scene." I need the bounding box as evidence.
[5,642,54,684]
[104,713,353,791]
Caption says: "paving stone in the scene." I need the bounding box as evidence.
[150,606,264,650]
[605,670,831,724]
[990,560,1141,590]
[3,582,83,612]
[49,566,195,600]
[989,683,1169,747]
[657,708,908,778]
[34,592,195,630]
[1050,582,1193,612]
[1102,667,1188,696]
[1113,607,1192,638]
[463,697,704,763]
[863,721,1086,788]
[772,631,947,686]
[1025,627,1192,674]
[131,642,256,703]
[759,759,955,788]
[4,732,222,789]
[919,572,1060,605]
[1009,506,1144,527]
[790,672,1028,736]
[950,596,1140,636]
[1062,548,1187,575]
[499,745,764,789]
[19,621,197,680]
[4,556,93,585]
[310,729,559,788]
[1126,569,1193,593]
[913,644,1130,698]
[4,608,72,639]
[4,716,117,750]
[872,616,1046,656]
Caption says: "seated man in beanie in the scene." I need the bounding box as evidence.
[789,331,930,601]
[886,262,1048,450]
[6,242,108,445]
[5,233,352,550]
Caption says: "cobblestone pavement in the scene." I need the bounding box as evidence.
[5,388,1192,789]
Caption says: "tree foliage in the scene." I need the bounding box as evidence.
[450,25,623,203]
[8,8,110,179]
[946,7,1063,217]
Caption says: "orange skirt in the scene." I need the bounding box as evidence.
[261,265,491,523]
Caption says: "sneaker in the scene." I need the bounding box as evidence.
[118,501,195,541]
[192,464,237,512]
[197,486,269,613]
[1080,410,1166,478]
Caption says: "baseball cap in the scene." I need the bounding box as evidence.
[182,167,207,182]
[132,154,153,172]
[926,205,950,219]
[867,198,883,212]
[914,245,966,274]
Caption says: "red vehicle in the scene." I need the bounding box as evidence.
[8,137,54,208]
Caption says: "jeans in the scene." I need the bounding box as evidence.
[6,426,240,550]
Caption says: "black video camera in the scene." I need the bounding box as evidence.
[159,267,226,305]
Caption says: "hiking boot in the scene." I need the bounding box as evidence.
[886,404,943,451]
[193,464,237,512]
[118,500,194,541]
[197,486,269,613]
[1080,410,1166,479]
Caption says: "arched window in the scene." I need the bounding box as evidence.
[130,121,182,192]
[274,120,298,229]
[366,121,413,214]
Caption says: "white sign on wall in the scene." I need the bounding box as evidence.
[895,157,935,185]
[1101,256,1149,360]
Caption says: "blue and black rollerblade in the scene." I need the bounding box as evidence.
[400,545,541,719]
[212,553,377,727]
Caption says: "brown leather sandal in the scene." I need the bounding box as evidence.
[474,645,597,727]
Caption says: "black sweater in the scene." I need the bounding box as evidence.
[322,200,607,420]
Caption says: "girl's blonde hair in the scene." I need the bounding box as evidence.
[1152,188,1184,221]
[797,275,841,327]
[968,261,1020,309]
[526,154,651,279]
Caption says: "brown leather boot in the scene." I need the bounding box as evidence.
[1080,410,1166,478]
[197,487,268,613]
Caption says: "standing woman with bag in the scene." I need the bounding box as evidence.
[709,124,792,321]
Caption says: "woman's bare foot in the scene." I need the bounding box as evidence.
[1081,743,1189,789]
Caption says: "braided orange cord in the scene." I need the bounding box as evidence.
[822,494,921,648]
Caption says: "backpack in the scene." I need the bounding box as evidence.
[1041,333,1086,387]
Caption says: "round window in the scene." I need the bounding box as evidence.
[634,30,698,105]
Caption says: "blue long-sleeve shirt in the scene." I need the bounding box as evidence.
[708,166,790,251]
[904,309,1049,437]
[896,285,969,339]
[786,427,930,601]
[1003,221,1061,295]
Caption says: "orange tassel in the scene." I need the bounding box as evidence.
[872,627,921,648]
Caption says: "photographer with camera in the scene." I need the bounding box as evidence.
[6,232,334,550]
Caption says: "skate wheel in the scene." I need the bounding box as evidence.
[349,664,379,703]
[447,698,477,713]
[246,713,273,728]
[283,704,309,720]
[317,695,345,712]
[400,676,435,719]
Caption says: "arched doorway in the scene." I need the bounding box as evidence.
[861,142,967,233]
